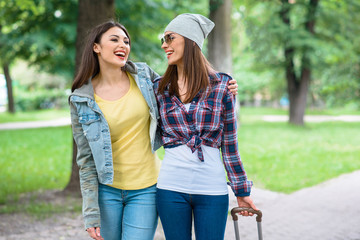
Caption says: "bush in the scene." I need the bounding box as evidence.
[15,88,69,111]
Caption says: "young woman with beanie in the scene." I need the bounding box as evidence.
[154,13,258,240]
[69,20,238,240]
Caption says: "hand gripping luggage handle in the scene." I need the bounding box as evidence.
[231,207,263,240]
[231,207,262,222]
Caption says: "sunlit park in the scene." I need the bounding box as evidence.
[1,0,360,239]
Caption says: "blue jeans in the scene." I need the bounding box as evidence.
[156,188,229,240]
[98,183,158,240]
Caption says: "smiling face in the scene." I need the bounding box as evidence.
[161,31,185,67]
[93,27,130,68]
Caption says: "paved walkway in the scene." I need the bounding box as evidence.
[1,114,359,130]
[224,170,360,240]
[262,115,360,123]
[0,117,71,130]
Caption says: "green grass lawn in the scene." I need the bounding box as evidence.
[237,120,360,193]
[0,126,72,204]
[0,107,359,205]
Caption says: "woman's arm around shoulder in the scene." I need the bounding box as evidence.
[217,72,238,95]
[135,62,160,82]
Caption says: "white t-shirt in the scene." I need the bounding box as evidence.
[157,103,228,195]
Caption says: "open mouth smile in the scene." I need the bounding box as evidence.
[114,50,126,59]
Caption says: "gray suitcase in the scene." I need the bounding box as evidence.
[230,207,263,240]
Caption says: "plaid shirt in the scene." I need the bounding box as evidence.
[154,72,252,196]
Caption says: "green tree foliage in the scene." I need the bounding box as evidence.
[0,0,208,79]
[0,0,78,80]
[233,0,360,109]
[314,0,360,108]
[231,3,280,105]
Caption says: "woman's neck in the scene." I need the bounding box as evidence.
[94,66,125,86]
[92,65,130,101]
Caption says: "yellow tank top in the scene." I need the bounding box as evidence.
[94,72,159,190]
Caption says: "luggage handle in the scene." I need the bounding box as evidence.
[231,207,263,240]
[231,207,262,222]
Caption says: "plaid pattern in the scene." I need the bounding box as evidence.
[154,72,253,196]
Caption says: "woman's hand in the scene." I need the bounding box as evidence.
[228,79,238,95]
[236,196,258,216]
[87,227,103,240]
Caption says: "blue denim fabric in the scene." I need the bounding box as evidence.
[69,61,162,229]
[99,184,158,240]
[156,188,229,240]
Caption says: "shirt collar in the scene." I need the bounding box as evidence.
[209,72,222,83]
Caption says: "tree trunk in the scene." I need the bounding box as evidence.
[75,0,115,72]
[291,0,318,124]
[290,65,310,125]
[64,0,115,194]
[3,63,15,114]
[280,0,318,125]
[208,0,233,74]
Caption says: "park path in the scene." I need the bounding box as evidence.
[0,117,71,130]
[262,115,360,122]
[1,114,360,130]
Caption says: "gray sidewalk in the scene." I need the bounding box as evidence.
[224,170,360,240]
[0,117,71,130]
[0,114,359,131]
[262,115,360,123]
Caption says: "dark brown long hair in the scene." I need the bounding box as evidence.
[71,21,131,92]
[158,37,215,103]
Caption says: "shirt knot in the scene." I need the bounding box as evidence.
[182,135,204,162]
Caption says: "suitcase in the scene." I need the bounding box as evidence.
[230,207,263,240]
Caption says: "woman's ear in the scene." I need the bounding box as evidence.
[93,43,100,54]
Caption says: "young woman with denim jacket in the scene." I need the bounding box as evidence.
[69,21,238,240]
[69,21,163,240]
[154,14,258,240]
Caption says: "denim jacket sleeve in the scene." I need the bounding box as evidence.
[70,102,100,230]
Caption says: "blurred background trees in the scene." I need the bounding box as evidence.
[2,0,359,120]
[233,0,360,123]
[0,0,77,112]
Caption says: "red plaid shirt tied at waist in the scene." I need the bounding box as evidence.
[166,135,215,162]
[154,72,253,197]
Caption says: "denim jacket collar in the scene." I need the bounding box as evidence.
[123,60,137,74]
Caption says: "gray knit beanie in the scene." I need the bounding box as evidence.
[164,13,215,50]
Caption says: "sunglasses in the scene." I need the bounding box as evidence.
[161,33,175,45]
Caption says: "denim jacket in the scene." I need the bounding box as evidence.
[69,61,162,229]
